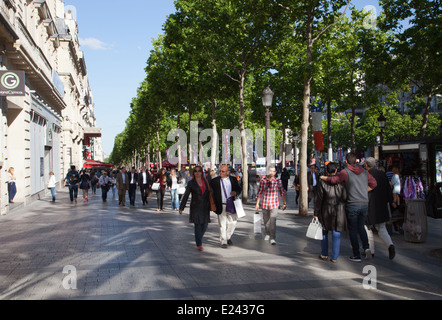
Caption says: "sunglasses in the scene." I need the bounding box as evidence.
[194,169,202,173]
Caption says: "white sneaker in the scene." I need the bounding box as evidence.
[264,235,270,241]
[270,239,276,245]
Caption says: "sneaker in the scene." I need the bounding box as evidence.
[270,239,276,245]
[264,235,270,241]
[197,246,204,251]
[349,256,362,262]
[388,245,396,260]
[221,244,228,249]
[319,255,329,261]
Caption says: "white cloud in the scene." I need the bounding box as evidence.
[79,38,110,51]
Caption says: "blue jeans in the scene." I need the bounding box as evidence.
[170,188,179,210]
[321,230,341,261]
[69,184,78,201]
[346,204,370,257]
[50,187,56,201]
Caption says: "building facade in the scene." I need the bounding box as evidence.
[0,0,102,215]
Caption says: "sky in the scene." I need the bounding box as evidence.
[65,0,383,156]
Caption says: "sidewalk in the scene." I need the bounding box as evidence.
[0,185,441,300]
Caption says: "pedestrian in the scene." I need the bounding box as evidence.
[48,171,56,203]
[79,170,91,202]
[128,166,138,206]
[307,163,319,205]
[364,157,396,260]
[314,162,347,263]
[98,171,110,202]
[320,152,377,262]
[109,171,117,199]
[90,170,98,194]
[177,165,189,201]
[281,167,290,192]
[179,165,212,251]
[255,166,287,245]
[138,167,152,206]
[167,169,180,211]
[293,173,300,205]
[116,167,129,206]
[7,167,17,203]
[155,168,167,212]
[65,165,80,203]
[391,166,401,207]
[210,165,242,248]
[248,163,258,201]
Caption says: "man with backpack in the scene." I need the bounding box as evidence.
[65,165,80,203]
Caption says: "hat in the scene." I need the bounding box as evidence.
[365,157,376,168]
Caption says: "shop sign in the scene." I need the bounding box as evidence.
[0,70,25,96]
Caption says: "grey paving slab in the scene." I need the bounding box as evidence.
[0,184,441,301]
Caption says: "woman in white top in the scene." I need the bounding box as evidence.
[8,167,17,203]
[48,171,56,202]
[167,169,180,211]
[390,166,401,207]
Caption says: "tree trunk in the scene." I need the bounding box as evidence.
[299,8,314,216]
[239,71,249,204]
[419,93,432,138]
[211,98,218,170]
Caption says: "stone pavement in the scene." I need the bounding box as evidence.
[0,184,441,301]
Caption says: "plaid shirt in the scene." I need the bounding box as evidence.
[257,177,285,210]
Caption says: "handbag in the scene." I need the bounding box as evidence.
[151,182,160,191]
[178,184,186,195]
[234,198,246,218]
[306,218,323,240]
[221,178,236,214]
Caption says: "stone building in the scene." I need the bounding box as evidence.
[0,0,102,215]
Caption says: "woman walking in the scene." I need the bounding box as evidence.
[391,166,401,207]
[7,167,17,203]
[167,169,180,211]
[155,168,167,212]
[314,162,347,263]
[79,170,91,202]
[179,165,212,251]
[48,171,56,202]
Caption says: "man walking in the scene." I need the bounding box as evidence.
[321,152,377,262]
[255,166,287,245]
[248,163,258,201]
[98,171,110,202]
[65,165,80,203]
[210,165,242,248]
[364,157,396,260]
[128,167,138,206]
[116,167,129,206]
[138,167,152,206]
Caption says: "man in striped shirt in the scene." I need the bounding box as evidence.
[255,166,287,245]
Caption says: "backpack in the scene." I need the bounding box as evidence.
[68,171,80,185]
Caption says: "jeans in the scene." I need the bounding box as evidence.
[50,187,56,201]
[101,185,108,201]
[347,204,370,257]
[69,184,78,201]
[194,223,208,247]
[321,230,341,261]
[170,188,179,210]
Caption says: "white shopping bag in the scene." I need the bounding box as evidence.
[234,199,246,218]
[254,211,262,234]
[306,218,323,240]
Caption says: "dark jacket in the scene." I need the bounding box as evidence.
[314,178,347,233]
[367,168,392,225]
[210,176,241,215]
[138,171,152,186]
[179,179,211,224]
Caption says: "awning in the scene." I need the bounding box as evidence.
[83,127,102,138]
[83,159,114,169]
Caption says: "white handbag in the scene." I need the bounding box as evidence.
[234,198,246,218]
[178,184,186,195]
[151,182,160,191]
[306,218,323,240]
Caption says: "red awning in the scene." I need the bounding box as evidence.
[83,160,114,169]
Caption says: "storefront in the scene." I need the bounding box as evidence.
[379,136,442,194]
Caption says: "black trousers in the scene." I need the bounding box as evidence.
[129,184,137,205]
[140,184,149,204]
[156,189,165,209]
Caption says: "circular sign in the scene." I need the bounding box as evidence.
[1,72,20,90]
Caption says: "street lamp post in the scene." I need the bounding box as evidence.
[262,85,274,171]
[377,112,386,145]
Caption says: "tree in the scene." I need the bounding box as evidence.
[380,0,442,137]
